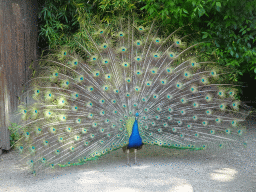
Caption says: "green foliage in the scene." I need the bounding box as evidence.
[8,123,22,147]
[200,0,256,81]
[37,0,95,50]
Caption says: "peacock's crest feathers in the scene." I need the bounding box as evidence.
[15,16,249,175]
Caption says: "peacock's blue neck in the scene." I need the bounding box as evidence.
[127,119,143,149]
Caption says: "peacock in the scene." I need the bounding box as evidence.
[14,16,250,176]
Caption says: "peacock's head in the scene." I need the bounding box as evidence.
[135,112,139,120]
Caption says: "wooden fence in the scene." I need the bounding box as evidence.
[0,0,38,154]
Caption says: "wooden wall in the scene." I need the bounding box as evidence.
[0,0,38,153]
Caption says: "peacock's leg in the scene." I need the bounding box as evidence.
[127,149,131,167]
[134,149,139,165]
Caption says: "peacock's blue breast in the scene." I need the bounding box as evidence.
[127,119,143,149]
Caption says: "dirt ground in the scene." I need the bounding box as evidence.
[0,120,255,192]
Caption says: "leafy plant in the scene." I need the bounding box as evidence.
[8,123,22,147]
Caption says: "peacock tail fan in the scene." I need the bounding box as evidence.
[14,15,250,176]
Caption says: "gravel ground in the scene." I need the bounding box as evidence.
[0,120,255,192]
